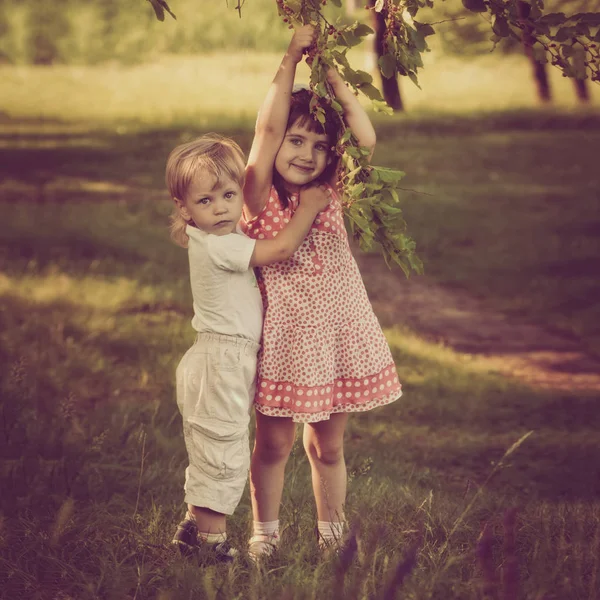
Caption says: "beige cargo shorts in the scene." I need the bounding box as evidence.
[176,332,259,515]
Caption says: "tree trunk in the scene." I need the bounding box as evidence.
[518,2,552,103]
[368,0,403,111]
[572,48,590,104]
[530,60,552,103]
[573,78,590,103]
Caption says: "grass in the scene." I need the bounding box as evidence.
[1,53,600,598]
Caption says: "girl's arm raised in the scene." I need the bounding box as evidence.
[244,25,317,220]
[326,66,377,163]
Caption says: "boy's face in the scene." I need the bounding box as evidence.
[274,121,331,190]
[177,171,243,236]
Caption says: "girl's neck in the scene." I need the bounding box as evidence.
[283,182,300,196]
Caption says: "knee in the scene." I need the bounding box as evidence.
[254,429,295,464]
[304,438,344,467]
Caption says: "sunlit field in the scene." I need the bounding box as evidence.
[1,50,595,126]
[1,43,600,599]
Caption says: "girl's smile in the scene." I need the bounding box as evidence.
[274,123,331,190]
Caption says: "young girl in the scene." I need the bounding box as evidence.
[166,133,331,561]
[242,26,402,557]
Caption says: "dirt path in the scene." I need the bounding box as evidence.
[354,248,600,394]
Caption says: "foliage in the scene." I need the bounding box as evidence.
[0,0,290,64]
[151,0,599,274]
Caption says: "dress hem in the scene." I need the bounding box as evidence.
[254,389,402,423]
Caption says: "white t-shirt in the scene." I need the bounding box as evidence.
[186,225,263,344]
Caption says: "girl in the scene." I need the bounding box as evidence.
[166,133,331,561]
[242,26,402,557]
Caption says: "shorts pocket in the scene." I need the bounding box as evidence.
[187,417,247,481]
[212,345,242,372]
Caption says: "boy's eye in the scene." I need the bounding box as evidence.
[198,198,210,205]
[225,191,236,199]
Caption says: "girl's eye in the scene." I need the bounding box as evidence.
[225,191,236,199]
[315,144,328,152]
[198,198,210,205]
[290,138,302,146]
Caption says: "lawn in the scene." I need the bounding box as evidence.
[1,53,599,599]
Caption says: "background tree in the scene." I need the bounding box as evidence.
[419,0,597,104]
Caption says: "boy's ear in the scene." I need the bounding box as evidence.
[174,198,191,221]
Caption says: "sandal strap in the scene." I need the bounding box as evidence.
[249,533,279,547]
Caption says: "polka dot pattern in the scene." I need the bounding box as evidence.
[242,185,402,423]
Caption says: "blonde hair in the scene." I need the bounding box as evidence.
[165,133,246,247]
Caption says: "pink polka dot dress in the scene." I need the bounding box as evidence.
[242,186,402,423]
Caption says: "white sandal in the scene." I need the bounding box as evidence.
[248,533,279,561]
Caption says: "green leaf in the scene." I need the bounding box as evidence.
[461,0,487,13]
[345,146,362,159]
[147,0,165,21]
[354,24,375,37]
[572,12,600,27]
[359,83,384,101]
[492,15,510,38]
[316,82,327,97]
[373,167,405,183]
[382,187,400,203]
[350,182,365,198]
[340,129,353,144]
[355,70,374,84]
[537,12,567,26]
[374,0,385,12]
[358,231,375,252]
[408,71,421,89]
[552,27,573,42]
[379,54,397,79]
[147,0,176,21]
[331,100,343,113]
[408,27,428,52]
[316,110,326,124]
[414,21,436,37]
[574,22,590,37]
[332,50,350,69]
[372,99,394,115]
[339,31,361,48]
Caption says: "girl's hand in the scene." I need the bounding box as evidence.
[288,25,318,63]
[299,184,332,214]
[325,65,343,85]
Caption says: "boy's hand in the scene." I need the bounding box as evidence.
[288,25,317,63]
[299,184,332,214]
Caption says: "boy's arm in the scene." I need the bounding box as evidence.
[326,67,377,161]
[250,185,330,267]
[244,25,317,220]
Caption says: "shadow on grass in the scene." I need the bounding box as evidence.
[345,337,600,501]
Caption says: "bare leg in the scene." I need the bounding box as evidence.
[188,505,226,534]
[250,411,296,522]
[303,413,349,524]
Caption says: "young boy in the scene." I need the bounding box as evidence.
[165,133,330,560]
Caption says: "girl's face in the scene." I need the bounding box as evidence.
[177,171,243,236]
[274,121,331,191]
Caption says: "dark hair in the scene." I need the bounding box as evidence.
[273,89,341,208]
